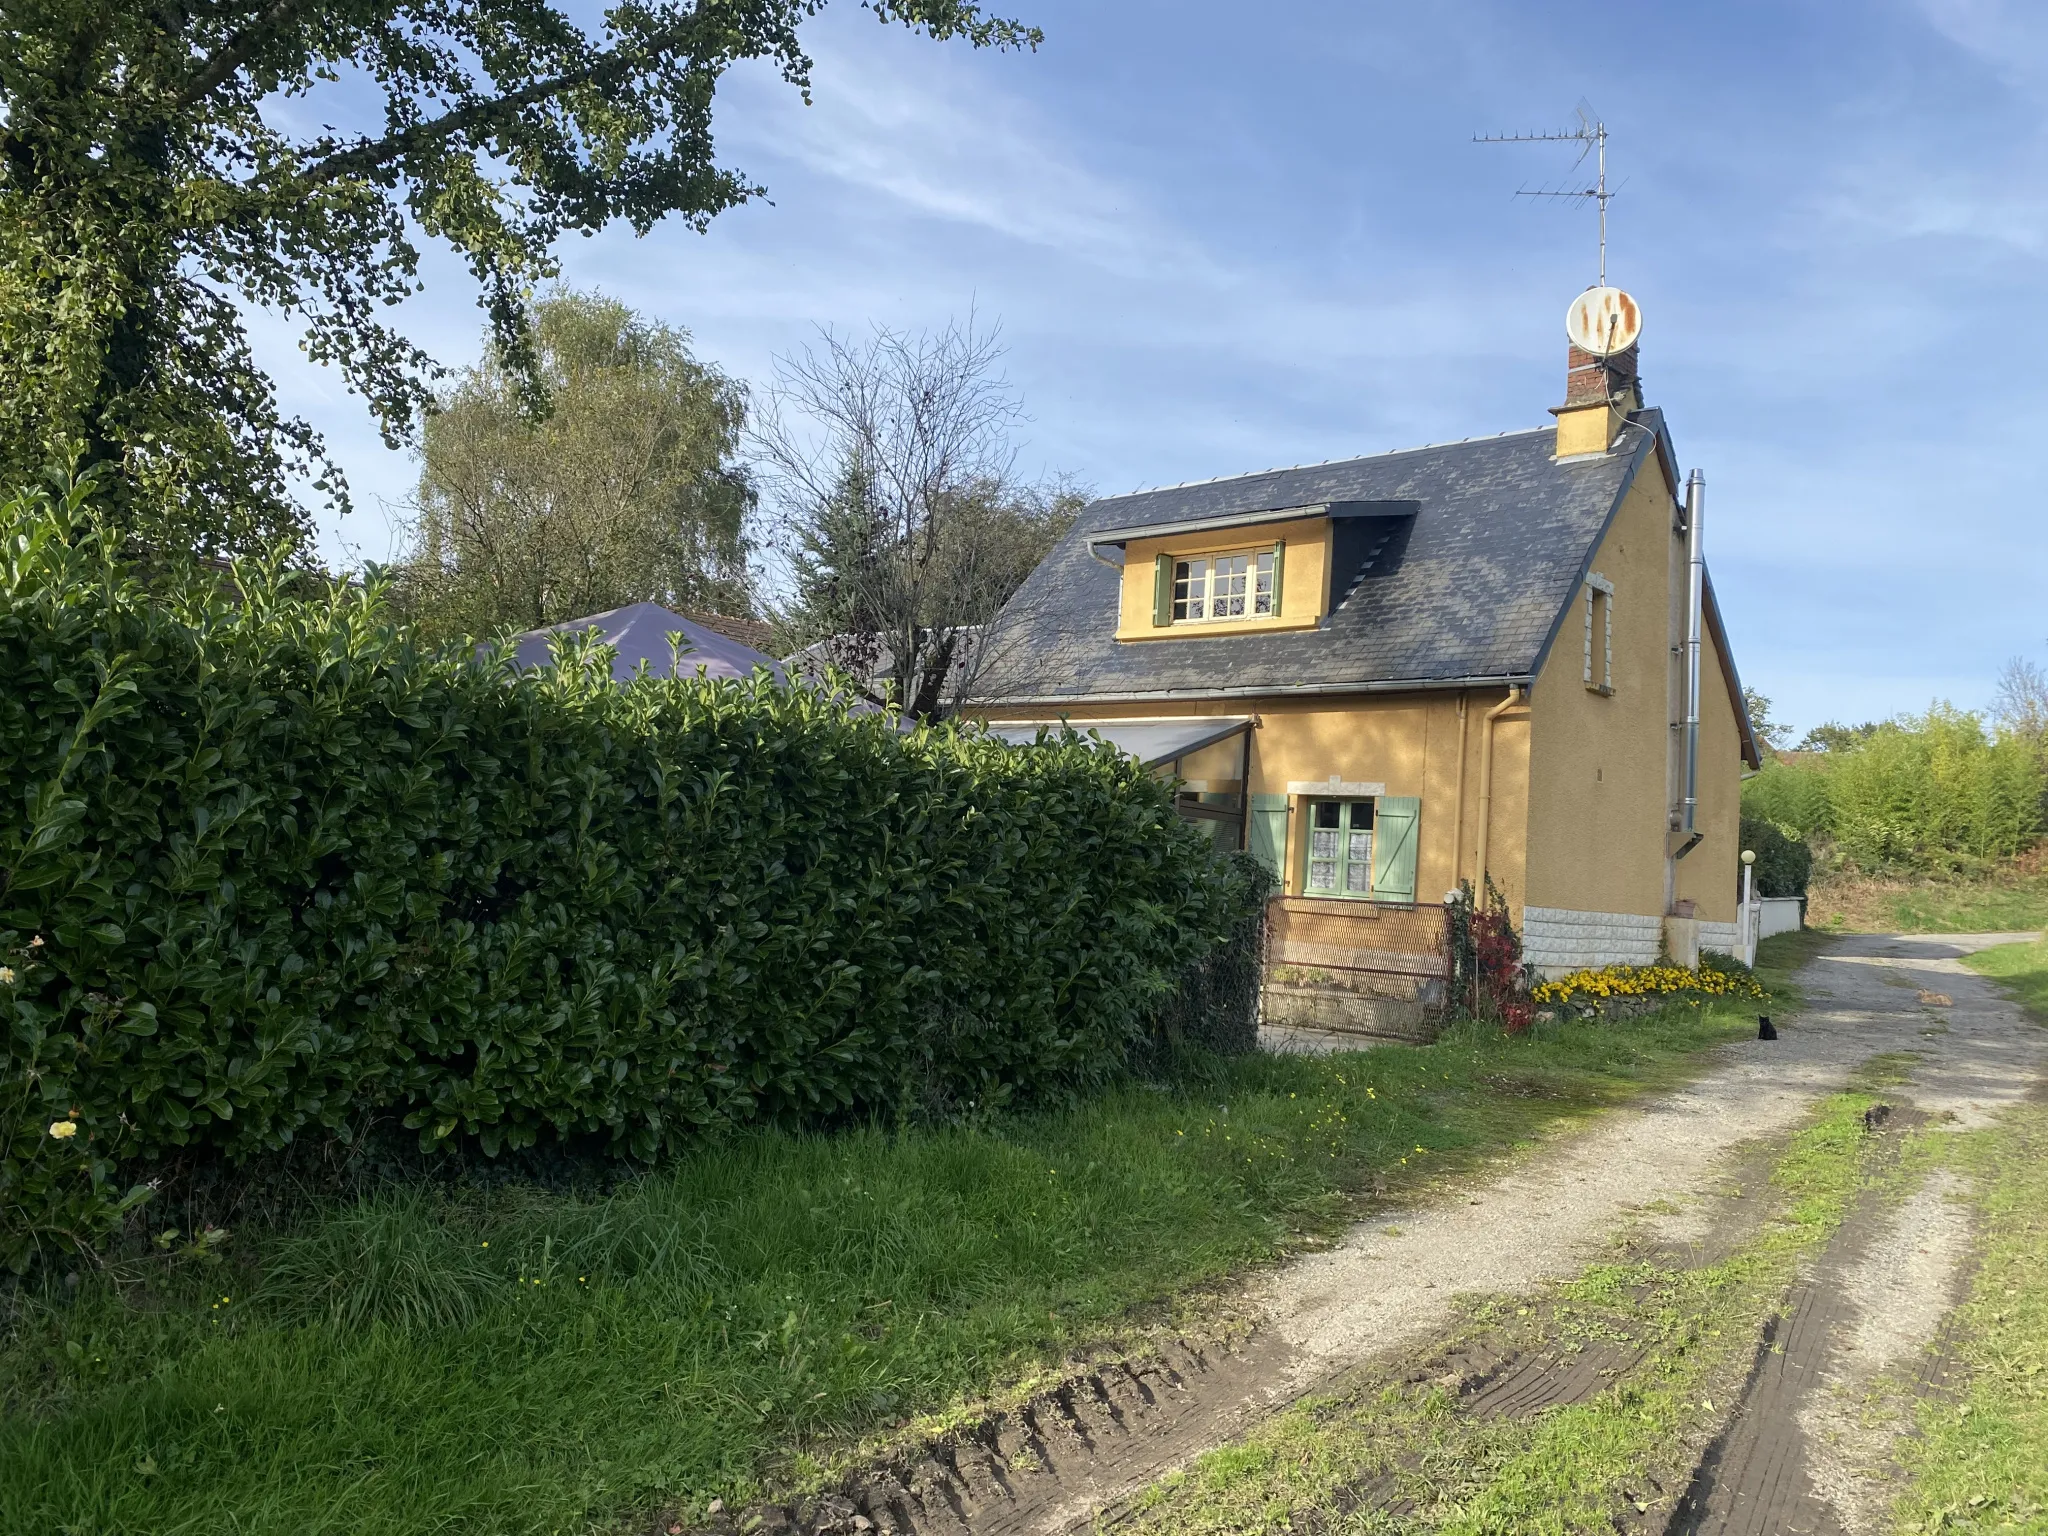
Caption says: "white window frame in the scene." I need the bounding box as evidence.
[1172,548,1275,623]
[1583,573,1614,695]
[1302,796,1376,899]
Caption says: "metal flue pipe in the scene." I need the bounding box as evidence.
[1682,468,1706,834]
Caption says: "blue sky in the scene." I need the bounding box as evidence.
[266,0,2048,739]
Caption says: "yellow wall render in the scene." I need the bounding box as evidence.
[1524,466,1676,921]
[1522,450,1747,928]
[1114,515,1329,641]
[1555,401,1625,458]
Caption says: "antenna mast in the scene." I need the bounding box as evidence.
[1475,108,1613,287]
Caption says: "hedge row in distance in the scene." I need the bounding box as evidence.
[1,484,1249,1268]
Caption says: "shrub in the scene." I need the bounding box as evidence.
[0,483,1247,1268]
[1441,877,1522,1024]
[1741,709,2044,875]
[1739,815,1812,899]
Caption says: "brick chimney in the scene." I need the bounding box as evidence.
[1553,342,1641,457]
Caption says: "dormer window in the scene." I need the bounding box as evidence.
[1098,507,1342,641]
[1172,550,1275,622]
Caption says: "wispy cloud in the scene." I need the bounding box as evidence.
[715,32,1217,284]
[1911,0,2048,87]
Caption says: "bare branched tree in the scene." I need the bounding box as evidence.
[754,318,1080,720]
[1995,655,2048,742]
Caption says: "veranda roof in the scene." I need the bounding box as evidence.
[980,716,1253,769]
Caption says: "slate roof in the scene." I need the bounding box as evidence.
[970,412,1674,706]
[510,603,785,684]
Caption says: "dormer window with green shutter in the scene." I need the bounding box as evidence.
[1104,510,1329,641]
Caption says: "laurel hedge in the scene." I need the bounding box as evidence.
[1,483,1249,1269]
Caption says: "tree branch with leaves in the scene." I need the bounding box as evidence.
[0,0,1038,557]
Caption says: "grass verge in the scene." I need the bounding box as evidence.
[1962,935,2048,1023]
[0,1004,1757,1536]
[1893,1101,2048,1534]
[1119,1086,1903,1534]
[1806,856,2048,935]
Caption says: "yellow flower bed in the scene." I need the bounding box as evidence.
[1532,960,1765,1007]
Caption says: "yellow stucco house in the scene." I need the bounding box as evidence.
[968,300,1761,1038]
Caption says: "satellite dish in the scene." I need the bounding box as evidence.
[1565,286,1642,356]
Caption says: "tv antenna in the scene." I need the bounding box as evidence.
[1475,106,1616,288]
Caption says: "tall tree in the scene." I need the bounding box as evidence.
[395,290,753,639]
[756,319,1080,719]
[0,0,1037,557]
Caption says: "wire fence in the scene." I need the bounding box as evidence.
[1150,853,1273,1057]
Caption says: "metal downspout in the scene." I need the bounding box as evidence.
[1682,469,1706,838]
[1475,685,1525,893]
[1450,692,1471,888]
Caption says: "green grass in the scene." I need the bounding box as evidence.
[1963,935,2048,1023]
[0,1005,1757,1536]
[1894,1102,2048,1534]
[1121,1087,1899,1534]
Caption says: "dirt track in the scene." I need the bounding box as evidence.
[696,932,2046,1535]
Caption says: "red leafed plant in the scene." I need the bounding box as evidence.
[1442,877,1530,1031]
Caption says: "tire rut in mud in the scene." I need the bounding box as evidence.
[672,1335,1293,1536]
[1666,1104,1956,1536]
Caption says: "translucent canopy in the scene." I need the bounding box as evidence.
[980,716,1253,768]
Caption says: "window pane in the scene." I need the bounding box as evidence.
[1310,829,1339,859]
[1348,830,1373,864]
[1254,552,1273,615]
[1308,860,1337,891]
[1344,847,1373,892]
[1214,555,1247,617]
[1312,801,1341,829]
[1347,800,1374,830]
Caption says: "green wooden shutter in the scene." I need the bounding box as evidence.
[1270,540,1285,617]
[1369,796,1420,903]
[1153,553,1173,626]
[1248,793,1290,881]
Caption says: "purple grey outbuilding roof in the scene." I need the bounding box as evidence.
[510,602,785,685]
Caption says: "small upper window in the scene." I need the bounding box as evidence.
[1172,549,1274,622]
[1584,573,1614,695]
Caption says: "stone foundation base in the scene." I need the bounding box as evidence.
[1262,984,1437,1043]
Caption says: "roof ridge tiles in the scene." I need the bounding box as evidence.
[1112,424,1555,502]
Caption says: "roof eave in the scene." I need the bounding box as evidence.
[965,672,1535,709]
